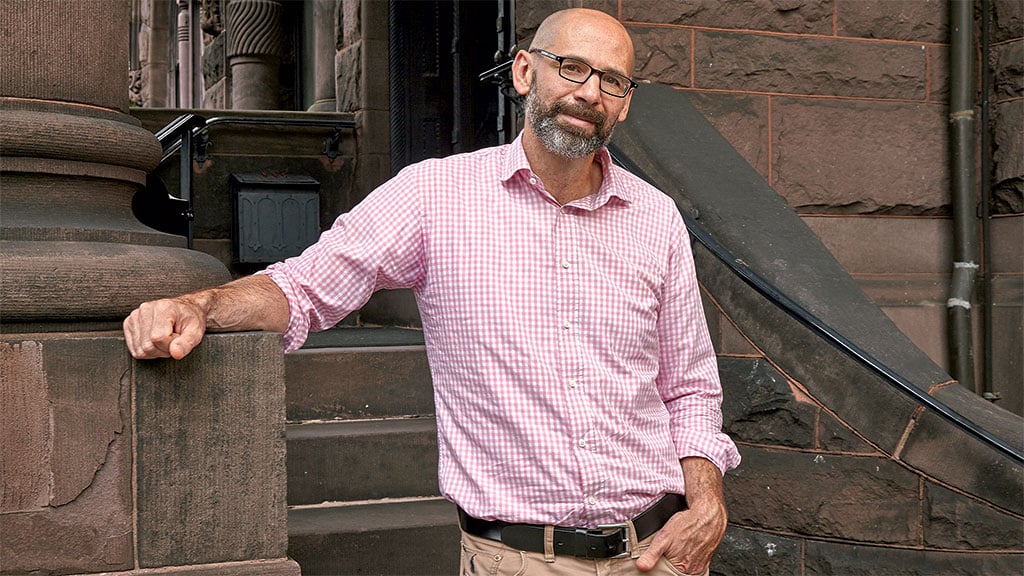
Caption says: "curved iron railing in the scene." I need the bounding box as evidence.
[608,147,1024,466]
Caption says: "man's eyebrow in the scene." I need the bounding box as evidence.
[563,53,630,78]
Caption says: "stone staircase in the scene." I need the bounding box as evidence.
[283,326,461,575]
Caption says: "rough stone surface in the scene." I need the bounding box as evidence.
[201,33,227,90]
[772,98,948,214]
[817,409,877,454]
[341,0,361,47]
[992,39,1024,100]
[804,540,1024,575]
[836,0,948,43]
[694,245,922,455]
[992,99,1024,214]
[0,334,134,575]
[725,447,922,545]
[630,25,691,87]
[899,409,1024,517]
[136,332,289,568]
[336,41,361,113]
[992,0,1024,44]
[39,338,126,507]
[923,481,1024,550]
[1,435,134,575]
[928,43,950,102]
[688,92,770,179]
[711,526,803,576]
[621,0,834,35]
[516,0,616,46]
[0,340,48,511]
[719,357,817,449]
[802,216,951,275]
[694,31,928,99]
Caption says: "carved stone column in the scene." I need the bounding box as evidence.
[227,0,284,109]
[0,0,230,330]
[308,0,340,112]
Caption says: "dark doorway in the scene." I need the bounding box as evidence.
[388,0,511,174]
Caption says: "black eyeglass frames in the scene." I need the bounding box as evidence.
[529,49,637,98]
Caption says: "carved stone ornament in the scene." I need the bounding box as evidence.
[227,0,284,58]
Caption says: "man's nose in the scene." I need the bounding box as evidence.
[572,72,603,102]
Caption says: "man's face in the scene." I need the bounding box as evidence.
[524,71,618,159]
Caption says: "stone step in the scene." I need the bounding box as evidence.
[288,498,460,575]
[286,326,434,421]
[286,417,440,506]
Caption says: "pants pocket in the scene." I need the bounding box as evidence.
[460,533,527,576]
[656,557,709,576]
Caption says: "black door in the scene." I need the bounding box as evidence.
[389,0,510,173]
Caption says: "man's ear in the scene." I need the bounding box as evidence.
[616,88,634,123]
[510,50,532,97]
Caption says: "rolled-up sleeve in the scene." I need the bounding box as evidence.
[258,166,427,352]
[655,221,741,475]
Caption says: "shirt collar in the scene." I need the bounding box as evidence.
[502,133,635,209]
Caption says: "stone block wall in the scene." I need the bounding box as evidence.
[516,0,1023,414]
[0,332,299,576]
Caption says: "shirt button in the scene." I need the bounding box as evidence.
[561,259,570,269]
[577,439,587,448]
[562,321,571,330]
[529,177,537,185]
[568,378,577,389]
[587,496,597,505]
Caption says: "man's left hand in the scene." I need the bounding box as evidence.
[635,457,728,574]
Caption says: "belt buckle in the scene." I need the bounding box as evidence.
[595,522,631,558]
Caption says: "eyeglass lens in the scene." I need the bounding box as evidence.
[559,58,631,96]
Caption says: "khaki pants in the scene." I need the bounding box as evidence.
[460,530,710,576]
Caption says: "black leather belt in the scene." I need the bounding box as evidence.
[457,494,686,559]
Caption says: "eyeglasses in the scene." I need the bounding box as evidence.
[530,49,637,98]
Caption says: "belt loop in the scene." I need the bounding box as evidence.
[543,525,556,562]
[626,519,641,559]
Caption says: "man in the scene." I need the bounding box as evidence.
[123,8,739,575]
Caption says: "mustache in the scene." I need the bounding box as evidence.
[549,100,606,127]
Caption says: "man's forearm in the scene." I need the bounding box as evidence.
[681,457,726,511]
[187,274,290,333]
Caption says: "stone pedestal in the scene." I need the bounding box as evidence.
[0,332,300,576]
[0,0,231,330]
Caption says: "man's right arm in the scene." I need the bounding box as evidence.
[123,274,289,360]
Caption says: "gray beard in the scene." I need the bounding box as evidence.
[525,90,613,159]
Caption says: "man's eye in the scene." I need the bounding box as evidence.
[603,75,626,90]
[562,62,587,75]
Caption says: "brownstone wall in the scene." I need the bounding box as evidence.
[516,0,1023,414]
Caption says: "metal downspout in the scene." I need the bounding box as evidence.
[979,0,998,401]
[948,0,979,394]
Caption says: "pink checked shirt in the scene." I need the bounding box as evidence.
[263,135,740,527]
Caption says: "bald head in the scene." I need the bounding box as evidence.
[530,9,635,76]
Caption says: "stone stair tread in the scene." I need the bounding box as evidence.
[288,498,461,575]
[286,417,440,505]
[300,326,425,349]
[286,416,436,439]
[288,497,457,536]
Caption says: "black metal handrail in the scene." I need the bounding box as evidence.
[607,147,1024,466]
[147,113,358,248]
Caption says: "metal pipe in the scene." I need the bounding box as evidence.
[948,0,978,394]
[979,0,998,401]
